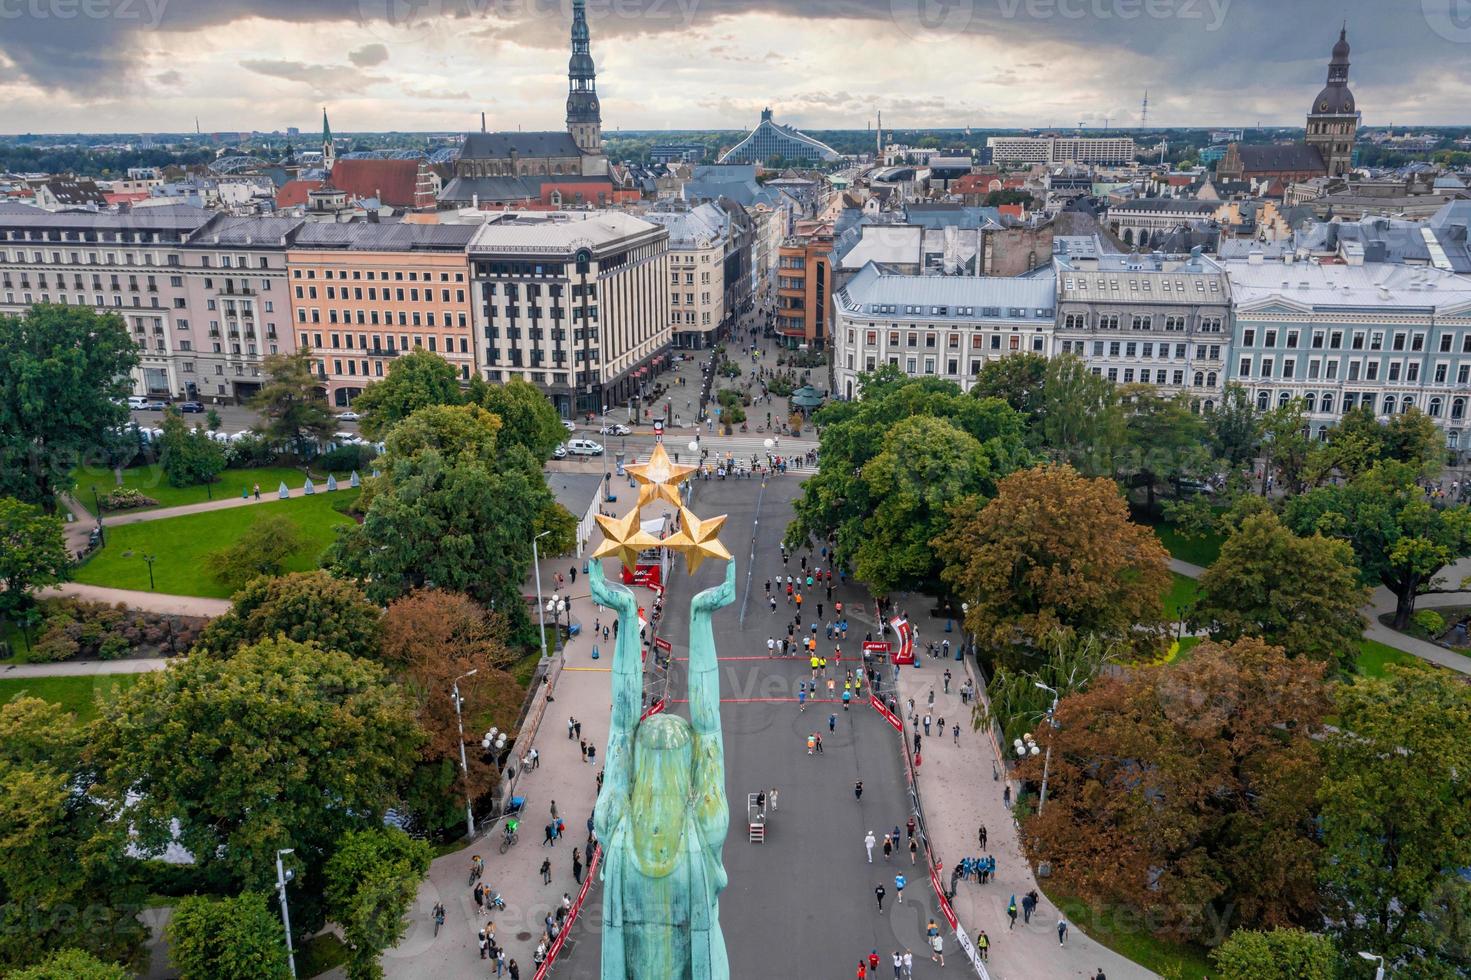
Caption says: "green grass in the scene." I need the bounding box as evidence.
[0,673,138,723]
[1163,573,1201,621]
[1150,521,1225,568]
[1354,638,1422,678]
[1048,888,1215,980]
[71,464,321,515]
[72,490,359,598]
[296,933,349,978]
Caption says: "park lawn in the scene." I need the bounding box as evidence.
[1163,573,1200,621]
[70,464,319,515]
[1048,887,1214,980]
[1355,638,1425,678]
[0,673,138,724]
[1147,518,1225,569]
[72,490,360,598]
[296,933,349,978]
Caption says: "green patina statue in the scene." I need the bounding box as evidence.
[589,557,734,980]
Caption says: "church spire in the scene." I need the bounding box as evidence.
[321,107,335,173]
[566,0,602,155]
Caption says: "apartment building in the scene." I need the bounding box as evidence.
[987,136,1137,167]
[468,211,670,418]
[0,203,212,397]
[1054,248,1232,405]
[1225,258,1471,454]
[642,203,729,349]
[776,220,834,349]
[287,223,478,407]
[832,262,1057,400]
[179,214,301,403]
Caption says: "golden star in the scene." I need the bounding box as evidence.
[625,443,696,509]
[592,510,660,571]
[667,505,733,574]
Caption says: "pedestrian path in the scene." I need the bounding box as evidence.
[892,654,1155,979]
[35,583,230,619]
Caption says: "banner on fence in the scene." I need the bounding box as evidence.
[653,636,672,653]
[869,693,902,731]
[889,617,915,665]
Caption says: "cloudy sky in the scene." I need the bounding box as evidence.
[1,0,1469,134]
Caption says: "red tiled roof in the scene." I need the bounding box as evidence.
[952,174,991,194]
[276,179,322,208]
[104,191,151,205]
[330,158,427,209]
[998,204,1026,219]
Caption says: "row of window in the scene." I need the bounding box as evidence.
[297,307,468,328]
[1236,355,1471,386]
[1249,389,1469,421]
[293,267,464,283]
[1058,341,1224,360]
[1061,313,1225,332]
[1240,326,1471,353]
[294,284,466,303]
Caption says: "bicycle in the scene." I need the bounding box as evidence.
[432,902,445,937]
[467,855,484,887]
[498,828,519,854]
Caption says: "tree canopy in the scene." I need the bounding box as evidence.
[353,349,464,441]
[1020,638,1330,944]
[1195,510,1367,669]
[194,570,383,659]
[250,348,337,456]
[971,352,1048,431]
[166,892,291,980]
[1210,928,1336,980]
[936,464,1170,654]
[468,376,567,460]
[1038,354,1124,476]
[159,409,226,488]
[323,828,432,980]
[0,305,138,510]
[0,497,69,620]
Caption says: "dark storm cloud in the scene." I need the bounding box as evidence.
[349,42,390,66]
[0,0,1466,118]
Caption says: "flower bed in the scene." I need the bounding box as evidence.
[26,598,205,663]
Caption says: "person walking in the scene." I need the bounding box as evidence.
[923,713,931,736]
[909,836,918,865]
[868,951,880,975]
[540,857,552,884]
[874,883,886,912]
[1007,895,1018,929]
[854,780,864,802]
[856,962,867,980]
[1023,889,1039,924]
[829,713,837,733]
[882,834,893,861]
[815,733,824,754]
[943,668,952,694]
[929,933,944,967]
[891,952,902,980]
[573,847,583,884]
[902,949,913,979]
[550,800,559,821]
[895,873,906,904]
[543,823,556,847]
[770,787,778,810]
[807,733,815,755]
[1058,915,1069,946]
[976,931,990,962]
[864,830,876,862]
[507,959,519,980]
[1003,784,1011,807]
[568,716,577,740]
[906,816,916,842]
[952,723,960,745]
[473,882,485,915]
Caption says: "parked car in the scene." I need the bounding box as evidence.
[143,400,167,411]
[178,401,205,413]
[126,396,149,410]
[561,419,577,433]
[599,423,631,436]
[552,444,568,460]
[337,410,361,422]
[565,439,604,457]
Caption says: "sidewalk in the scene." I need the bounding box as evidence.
[36,583,230,619]
[892,653,1156,979]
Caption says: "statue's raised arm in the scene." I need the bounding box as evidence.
[588,559,641,842]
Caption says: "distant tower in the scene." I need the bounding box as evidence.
[565,0,603,155]
[1306,25,1358,177]
[1140,90,1149,127]
[321,107,335,173]
[480,111,487,134]
[876,110,883,160]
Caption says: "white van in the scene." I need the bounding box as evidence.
[565,439,604,457]
[126,396,148,409]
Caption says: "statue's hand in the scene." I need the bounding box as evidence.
[691,559,737,614]
[588,559,636,613]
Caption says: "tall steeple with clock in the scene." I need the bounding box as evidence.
[566,0,603,157]
[1306,26,1358,177]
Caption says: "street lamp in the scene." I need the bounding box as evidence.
[1358,952,1385,980]
[452,669,479,840]
[1034,681,1059,814]
[532,530,551,664]
[275,848,297,978]
[91,486,105,546]
[546,593,568,657]
[142,553,157,591]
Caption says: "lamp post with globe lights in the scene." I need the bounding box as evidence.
[275,848,297,978]
[452,669,479,840]
[1034,681,1060,814]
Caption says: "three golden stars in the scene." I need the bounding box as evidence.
[593,442,731,573]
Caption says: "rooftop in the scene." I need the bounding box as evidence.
[1224,259,1471,313]
[292,222,479,252]
[467,210,664,254]
[836,261,1057,321]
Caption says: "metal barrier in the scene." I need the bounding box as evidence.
[533,843,602,980]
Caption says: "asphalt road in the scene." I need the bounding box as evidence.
[560,476,943,978]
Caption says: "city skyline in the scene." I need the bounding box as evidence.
[2,0,1471,135]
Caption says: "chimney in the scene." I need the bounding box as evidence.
[481,112,487,134]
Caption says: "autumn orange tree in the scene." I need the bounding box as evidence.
[935,464,1170,656]
[380,589,523,835]
[1018,638,1330,945]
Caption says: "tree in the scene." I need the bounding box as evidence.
[1118,384,1208,513]
[1020,638,1330,944]
[1318,664,1471,973]
[204,512,306,589]
[158,409,226,488]
[250,348,337,456]
[851,415,1004,595]
[1258,397,1310,494]
[327,405,575,639]
[785,373,1030,585]
[1195,510,1367,669]
[468,376,566,460]
[936,464,1170,654]
[1320,405,1445,482]
[1285,462,1471,628]
[982,632,1122,745]
[91,639,421,892]
[6,949,130,980]
[194,570,382,659]
[1207,383,1260,469]
[382,589,529,831]
[0,497,68,621]
[353,349,463,441]
[0,305,139,511]
[1038,355,1124,476]
[323,828,432,980]
[1210,929,1336,980]
[166,893,291,980]
[0,698,143,969]
[971,352,1048,431]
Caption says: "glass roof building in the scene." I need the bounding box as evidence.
[718,109,841,165]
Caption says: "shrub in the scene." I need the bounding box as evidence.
[317,443,378,473]
[223,433,278,468]
[100,488,159,512]
[30,629,80,663]
[1411,609,1446,638]
[205,513,306,589]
